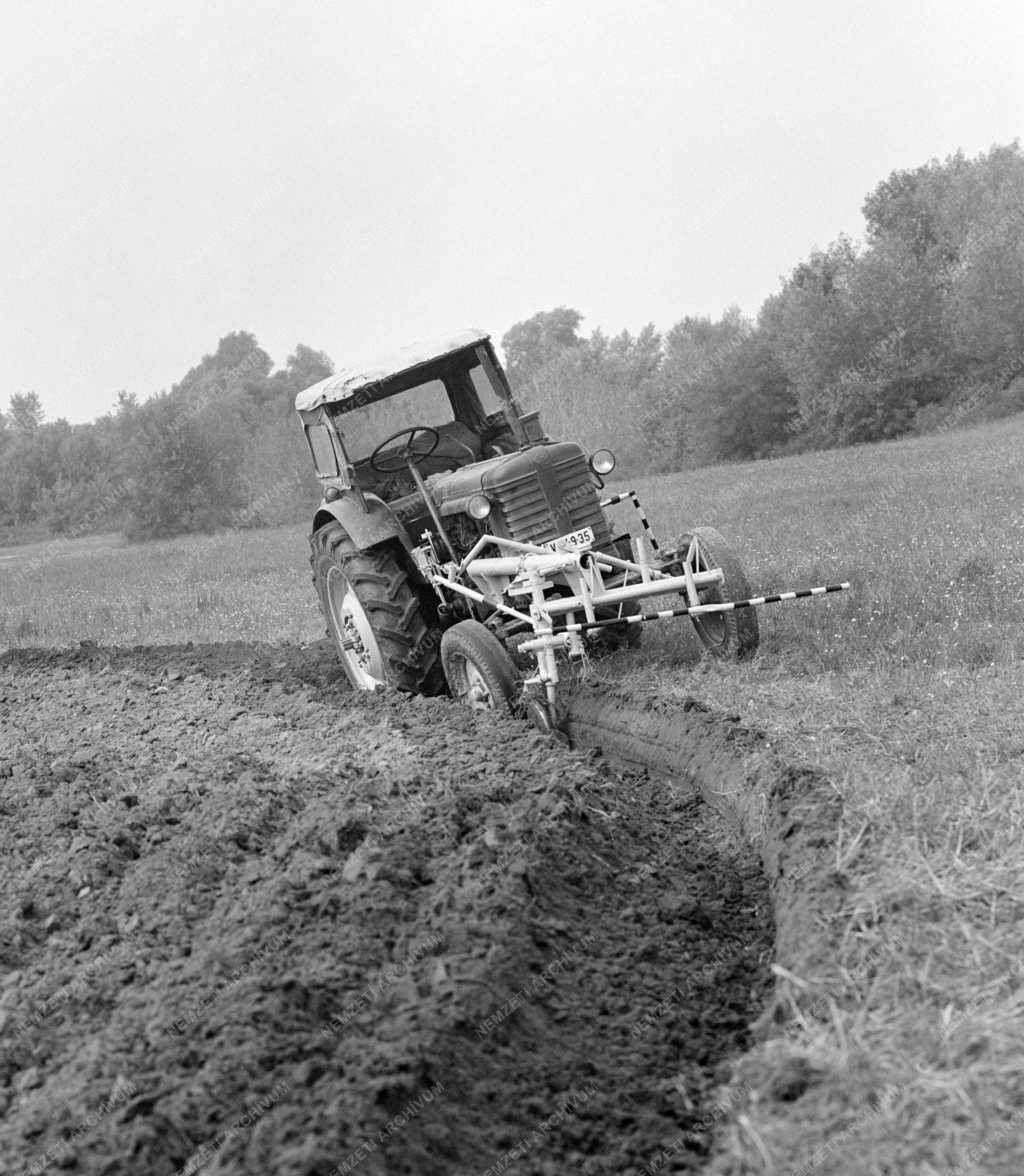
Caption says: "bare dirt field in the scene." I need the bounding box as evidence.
[0,640,773,1175]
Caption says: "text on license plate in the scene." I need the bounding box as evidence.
[544,526,595,552]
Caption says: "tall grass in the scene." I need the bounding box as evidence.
[607,413,1024,674]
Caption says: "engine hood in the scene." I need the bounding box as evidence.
[430,442,587,514]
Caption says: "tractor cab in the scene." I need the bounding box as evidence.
[299,331,531,493]
[296,328,592,562]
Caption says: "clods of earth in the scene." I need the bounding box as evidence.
[0,641,773,1175]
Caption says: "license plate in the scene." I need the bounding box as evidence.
[544,526,595,553]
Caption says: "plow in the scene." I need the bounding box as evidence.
[420,486,850,734]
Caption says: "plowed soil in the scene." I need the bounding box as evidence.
[0,642,773,1175]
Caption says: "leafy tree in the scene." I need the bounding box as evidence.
[236,344,332,517]
[121,389,253,539]
[0,417,71,526]
[706,331,796,461]
[863,159,961,262]
[639,308,748,469]
[761,236,942,446]
[171,331,273,410]
[502,314,662,470]
[245,343,334,411]
[501,307,584,391]
[41,420,121,533]
[853,141,1024,435]
[8,392,45,434]
[284,344,333,391]
[941,150,1024,378]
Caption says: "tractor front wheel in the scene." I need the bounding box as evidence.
[689,526,759,659]
[440,620,519,713]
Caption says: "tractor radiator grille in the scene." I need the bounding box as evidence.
[490,454,611,547]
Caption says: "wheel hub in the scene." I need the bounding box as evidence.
[341,618,371,667]
[326,568,386,689]
[461,661,494,709]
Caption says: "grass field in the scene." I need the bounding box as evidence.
[3,414,1024,1173]
[0,526,323,649]
[614,417,1024,1175]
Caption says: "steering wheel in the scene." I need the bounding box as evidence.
[369,426,440,474]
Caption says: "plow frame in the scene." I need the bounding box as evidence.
[422,505,850,726]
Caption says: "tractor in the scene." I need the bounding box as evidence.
[296,329,848,734]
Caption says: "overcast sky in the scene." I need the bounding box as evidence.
[3,0,1021,424]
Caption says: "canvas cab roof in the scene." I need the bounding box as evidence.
[294,327,491,413]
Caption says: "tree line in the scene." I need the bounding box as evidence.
[502,141,1024,472]
[3,141,1022,543]
[0,334,331,542]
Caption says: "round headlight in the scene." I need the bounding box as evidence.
[589,449,616,475]
[467,493,492,520]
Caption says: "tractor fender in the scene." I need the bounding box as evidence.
[311,493,412,552]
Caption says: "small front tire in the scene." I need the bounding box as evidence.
[440,620,519,713]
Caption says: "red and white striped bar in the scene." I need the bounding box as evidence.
[542,582,852,636]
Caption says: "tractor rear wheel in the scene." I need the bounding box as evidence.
[310,522,444,694]
[689,526,759,659]
[440,620,519,713]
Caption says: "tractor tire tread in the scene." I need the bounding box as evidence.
[310,522,445,695]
